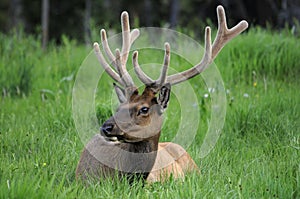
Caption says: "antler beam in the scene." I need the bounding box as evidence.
[166,5,248,85]
[133,5,248,86]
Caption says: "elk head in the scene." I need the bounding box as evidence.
[100,82,171,144]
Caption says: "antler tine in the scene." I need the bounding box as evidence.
[130,29,140,45]
[156,43,170,86]
[132,51,154,85]
[100,27,140,71]
[94,42,123,85]
[166,5,248,86]
[115,49,135,87]
[101,29,117,70]
[166,27,212,85]
[133,43,171,87]
[116,11,138,88]
[212,5,248,59]
[121,11,131,66]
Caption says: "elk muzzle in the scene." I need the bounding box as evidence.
[100,117,124,142]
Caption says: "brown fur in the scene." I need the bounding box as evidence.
[147,142,200,182]
[76,87,200,183]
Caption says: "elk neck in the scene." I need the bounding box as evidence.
[120,131,161,154]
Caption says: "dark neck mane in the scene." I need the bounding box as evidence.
[118,132,161,183]
[125,132,160,153]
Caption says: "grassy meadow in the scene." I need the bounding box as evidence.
[0,27,299,198]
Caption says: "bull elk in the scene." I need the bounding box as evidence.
[76,5,248,183]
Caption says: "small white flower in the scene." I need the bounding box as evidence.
[204,93,209,98]
[226,89,230,94]
[60,73,74,82]
[243,93,249,98]
[208,87,215,93]
[7,180,10,190]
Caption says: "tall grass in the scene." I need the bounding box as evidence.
[0,31,87,98]
[216,27,300,84]
[0,31,38,96]
[0,27,299,198]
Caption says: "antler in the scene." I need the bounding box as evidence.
[93,11,140,90]
[134,5,248,86]
[95,6,248,93]
[133,42,171,88]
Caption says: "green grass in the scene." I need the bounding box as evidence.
[0,27,299,198]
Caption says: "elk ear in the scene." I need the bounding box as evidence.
[157,83,171,110]
[113,83,127,103]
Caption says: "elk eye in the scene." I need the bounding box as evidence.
[138,107,149,115]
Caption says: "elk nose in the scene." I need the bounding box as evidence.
[101,123,114,136]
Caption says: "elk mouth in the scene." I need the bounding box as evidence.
[101,133,123,142]
[100,127,125,142]
[101,133,142,143]
[100,130,145,143]
[105,135,119,142]
[100,126,150,143]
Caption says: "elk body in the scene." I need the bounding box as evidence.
[76,5,248,183]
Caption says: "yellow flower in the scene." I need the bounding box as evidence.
[42,162,47,167]
[253,82,257,87]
